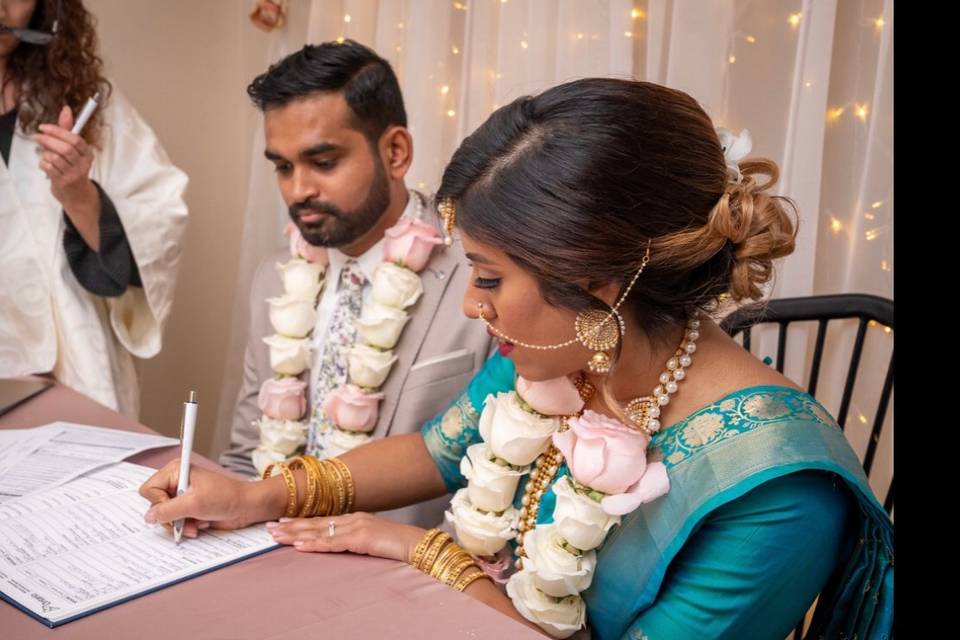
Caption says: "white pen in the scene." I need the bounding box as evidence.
[173,390,198,545]
[70,91,101,135]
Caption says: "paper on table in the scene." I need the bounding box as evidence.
[0,462,279,626]
[0,422,178,503]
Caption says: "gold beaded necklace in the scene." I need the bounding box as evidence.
[514,376,594,567]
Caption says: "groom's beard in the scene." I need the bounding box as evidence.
[289,160,391,248]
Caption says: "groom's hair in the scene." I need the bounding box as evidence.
[248,39,407,146]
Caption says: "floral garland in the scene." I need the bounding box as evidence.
[446,376,672,638]
[252,199,443,474]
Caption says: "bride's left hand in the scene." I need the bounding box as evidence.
[265,512,427,562]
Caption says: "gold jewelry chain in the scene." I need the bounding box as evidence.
[476,241,651,351]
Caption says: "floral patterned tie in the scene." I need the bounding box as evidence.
[307,259,366,457]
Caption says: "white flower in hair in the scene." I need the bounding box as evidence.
[715,127,752,183]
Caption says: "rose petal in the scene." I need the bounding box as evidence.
[570,435,606,486]
[600,461,670,515]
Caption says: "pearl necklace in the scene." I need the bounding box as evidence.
[625,315,701,436]
[514,314,700,567]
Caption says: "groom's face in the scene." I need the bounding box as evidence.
[264,91,390,248]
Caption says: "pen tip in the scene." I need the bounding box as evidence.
[188,390,197,403]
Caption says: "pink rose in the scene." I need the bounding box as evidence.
[516,375,585,416]
[285,222,328,265]
[554,410,648,494]
[249,0,286,32]
[472,548,514,585]
[257,377,307,421]
[322,384,385,433]
[553,410,669,515]
[383,217,444,272]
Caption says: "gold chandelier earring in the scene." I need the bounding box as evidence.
[438,198,456,246]
[473,241,653,376]
[573,241,651,374]
[575,308,625,374]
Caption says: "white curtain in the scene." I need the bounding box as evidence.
[214,0,893,505]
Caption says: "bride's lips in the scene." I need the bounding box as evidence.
[486,326,514,356]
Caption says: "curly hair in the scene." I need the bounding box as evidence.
[4,0,111,147]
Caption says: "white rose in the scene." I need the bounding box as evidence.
[551,476,621,551]
[371,262,424,309]
[251,446,288,477]
[461,443,528,513]
[522,524,596,597]
[347,344,398,389]
[505,570,585,639]
[324,426,373,458]
[444,487,517,556]
[266,295,317,338]
[262,334,312,375]
[256,416,308,456]
[276,259,325,300]
[478,392,562,466]
[355,301,410,349]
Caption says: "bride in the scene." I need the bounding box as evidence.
[141,77,892,640]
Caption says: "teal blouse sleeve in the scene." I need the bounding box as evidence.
[623,471,853,640]
[420,352,516,493]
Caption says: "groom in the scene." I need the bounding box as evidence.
[219,40,492,526]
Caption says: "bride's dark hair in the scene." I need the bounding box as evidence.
[438,78,797,417]
[438,77,796,342]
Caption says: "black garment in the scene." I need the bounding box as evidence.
[0,106,17,165]
[63,181,143,296]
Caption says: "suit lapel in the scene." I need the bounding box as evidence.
[373,243,460,438]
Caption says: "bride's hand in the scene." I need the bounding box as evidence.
[265,512,426,562]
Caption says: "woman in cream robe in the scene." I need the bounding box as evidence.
[0,87,188,418]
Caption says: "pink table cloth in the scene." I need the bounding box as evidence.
[0,381,542,639]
